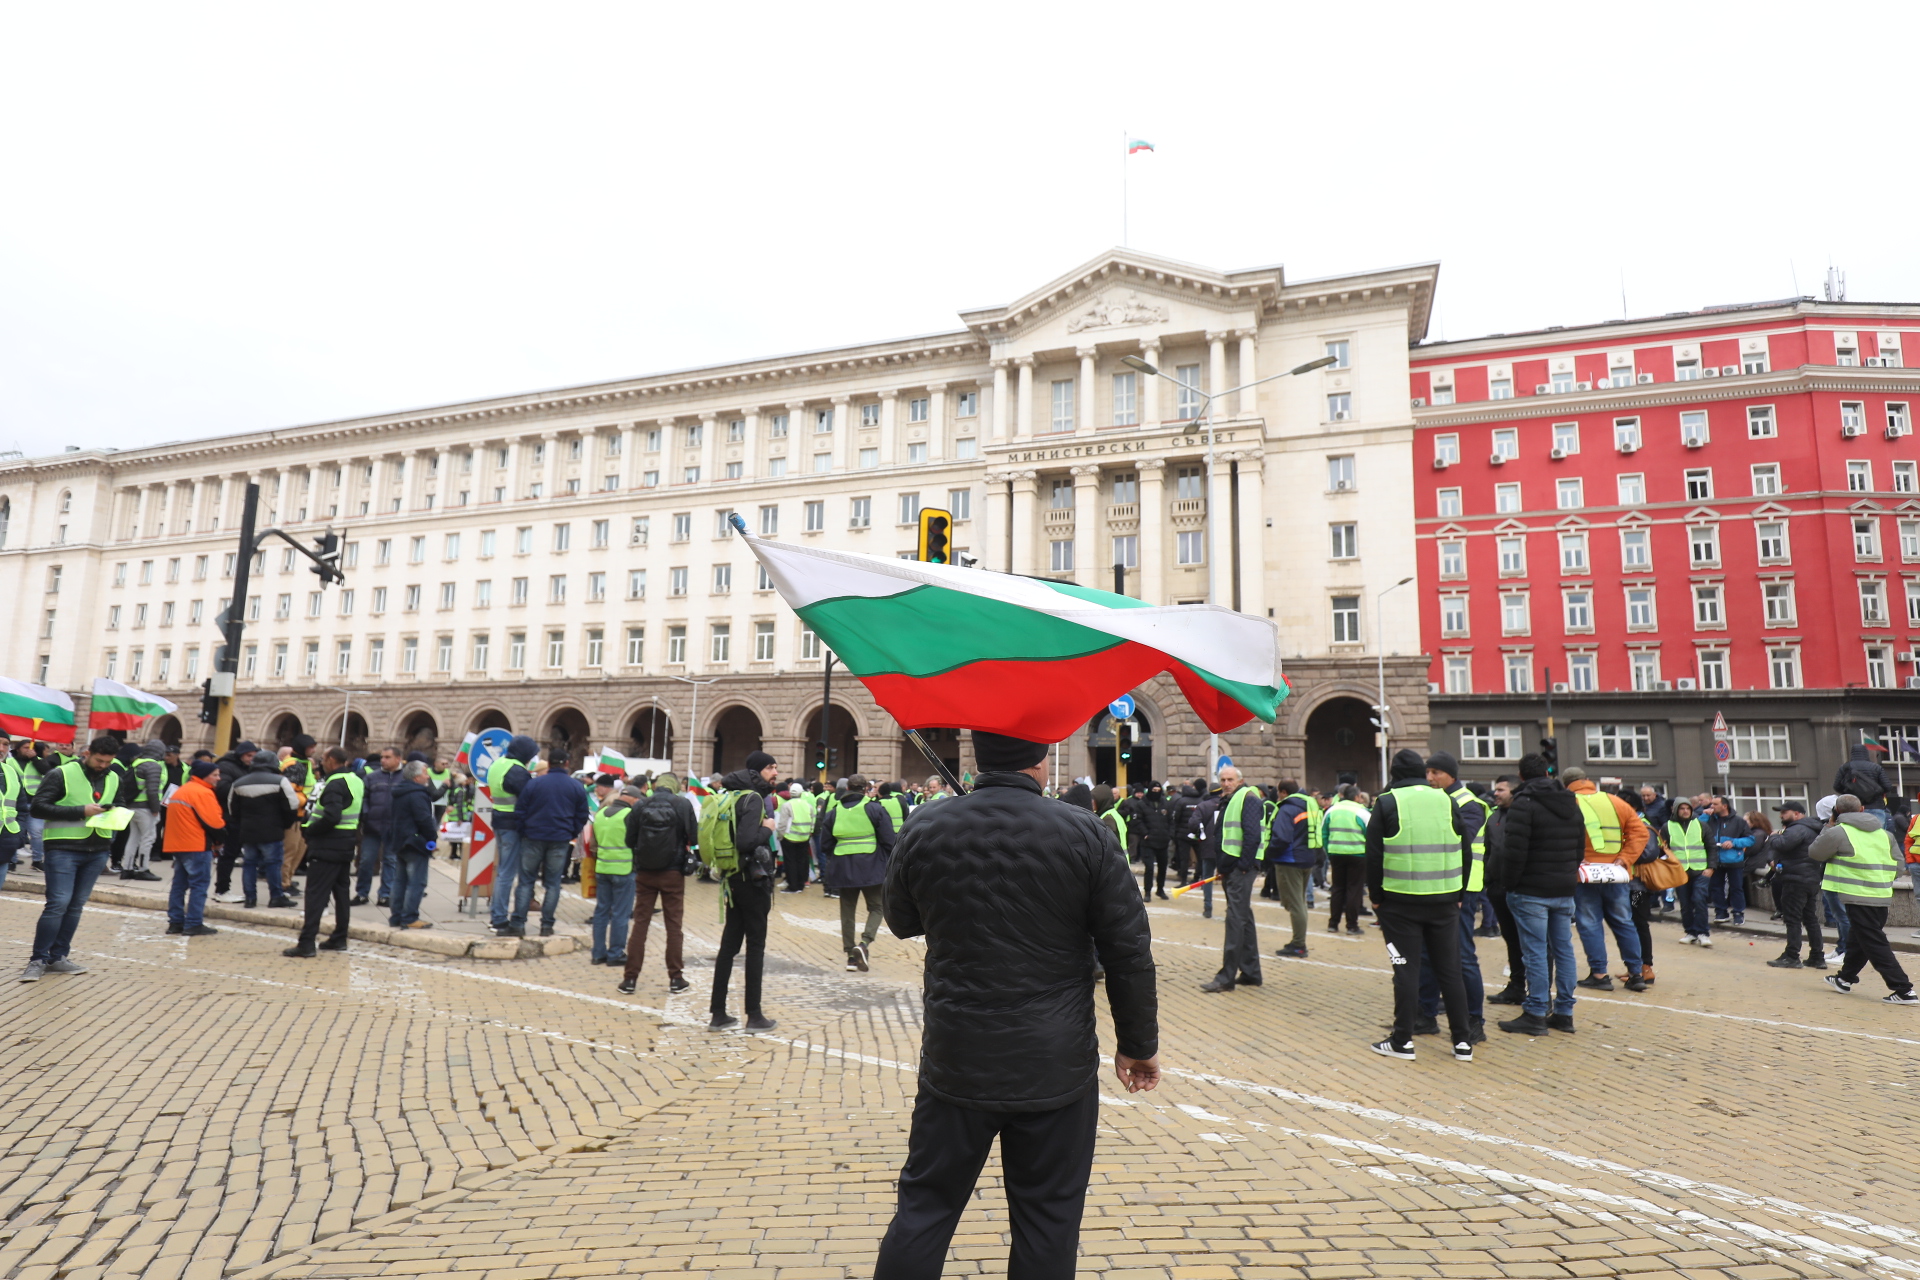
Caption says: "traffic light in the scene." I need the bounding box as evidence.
[813,741,828,772]
[198,679,219,725]
[310,531,343,584]
[916,507,953,564]
[1539,736,1558,774]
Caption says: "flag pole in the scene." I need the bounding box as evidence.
[903,727,967,796]
[1121,129,1128,247]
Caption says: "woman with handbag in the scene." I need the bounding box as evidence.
[1626,788,1688,986]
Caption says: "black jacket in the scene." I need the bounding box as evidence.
[213,750,252,810]
[388,779,439,856]
[885,770,1157,1113]
[1833,755,1892,808]
[1765,814,1824,885]
[302,773,361,860]
[719,768,775,879]
[817,793,895,890]
[1488,776,1583,898]
[228,764,297,845]
[1168,787,1202,846]
[32,761,123,853]
[1364,777,1469,901]
[1136,792,1173,846]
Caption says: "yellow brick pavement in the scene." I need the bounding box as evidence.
[2,879,1917,1279]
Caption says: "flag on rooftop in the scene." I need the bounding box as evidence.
[1127,138,1154,154]
[737,530,1287,742]
[86,678,177,733]
[0,678,78,744]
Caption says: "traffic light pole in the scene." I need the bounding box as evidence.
[819,653,834,785]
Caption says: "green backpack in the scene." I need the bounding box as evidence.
[696,789,742,877]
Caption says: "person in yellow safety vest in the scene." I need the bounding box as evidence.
[1200,765,1271,994]
[1810,794,1916,1003]
[1095,783,1129,854]
[818,774,896,972]
[1658,798,1714,945]
[1320,784,1371,934]
[1364,748,1473,1061]
[1411,752,1489,1041]
[284,746,362,958]
[0,734,25,888]
[20,735,126,982]
[920,774,952,804]
[1267,780,1320,960]
[12,738,56,870]
[774,781,818,893]
[1559,767,1650,994]
[876,782,911,837]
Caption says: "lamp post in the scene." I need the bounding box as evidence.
[320,685,356,749]
[1374,576,1414,789]
[1121,352,1338,779]
[663,672,718,779]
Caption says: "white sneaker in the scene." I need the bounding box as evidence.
[213,891,245,904]
[1697,936,1713,948]
[1682,934,1699,945]
[1885,990,1920,1006]
[1452,1041,1473,1062]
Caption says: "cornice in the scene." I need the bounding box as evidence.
[958,248,1288,339]
[1410,364,1920,427]
[1411,300,1920,363]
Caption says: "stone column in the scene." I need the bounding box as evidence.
[1071,464,1101,587]
[697,417,717,484]
[133,486,152,541]
[1016,358,1035,439]
[878,391,898,467]
[990,362,1009,440]
[926,383,947,462]
[1138,460,1166,606]
[538,431,560,499]
[981,472,1008,572]
[434,448,454,509]
[1140,340,1162,426]
[619,425,639,489]
[740,409,760,480]
[1237,330,1259,419]
[1208,332,1229,417]
[1077,347,1098,434]
[497,441,517,504]
[829,397,852,471]
[1234,451,1265,618]
[1010,471,1039,577]
[186,480,203,533]
[784,401,808,476]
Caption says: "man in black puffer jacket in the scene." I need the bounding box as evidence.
[1487,753,1585,1035]
[876,731,1158,1280]
[1763,800,1827,969]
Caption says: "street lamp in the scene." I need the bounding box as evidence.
[320,685,356,749]
[1121,352,1339,779]
[1374,576,1414,788]
[663,672,718,780]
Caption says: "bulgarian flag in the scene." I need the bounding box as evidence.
[88,678,178,733]
[1128,138,1154,154]
[0,678,78,744]
[596,748,628,778]
[738,530,1286,741]
[454,731,478,768]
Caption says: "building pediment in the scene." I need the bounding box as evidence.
[961,248,1279,354]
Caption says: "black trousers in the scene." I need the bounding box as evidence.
[712,874,773,1017]
[1140,842,1169,895]
[1327,857,1365,931]
[1839,904,1912,993]
[1489,888,1525,990]
[1377,893,1469,1045]
[214,824,243,894]
[780,838,812,892]
[297,860,352,947]
[1629,885,1655,970]
[1777,880,1824,960]
[874,1087,1099,1280]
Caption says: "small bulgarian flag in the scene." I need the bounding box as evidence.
[737,529,1286,742]
[686,780,712,797]
[0,678,78,744]
[1128,138,1154,154]
[454,731,478,768]
[88,678,178,733]
[597,748,628,778]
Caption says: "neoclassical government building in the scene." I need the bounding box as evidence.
[0,249,1436,789]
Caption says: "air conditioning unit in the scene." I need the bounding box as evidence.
[1334,479,1353,491]
[1898,650,1918,663]
[1701,367,1720,378]
[1887,426,1909,440]
[1550,447,1567,460]
[1552,682,1570,693]
[1843,424,1865,437]
[1433,457,1452,470]
[1684,434,1707,448]
[1637,372,1655,384]
[1675,677,1697,690]
[1411,396,1427,407]
[1618,441,1639,454]
[1655,680,1672,691]
[1427,682,1441,695]
[1535,383,1553,394]
[1489,453,1507,465]
[1332,411,1351,421]
[1575,381,1593,391]
[1865,356,1888,367]
[1722,365,1741,375]
[1907,676,1920,690]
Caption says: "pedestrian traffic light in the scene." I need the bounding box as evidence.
[916,507,953,564]
[310,531,344,584]
[1540,735,1558,774]
[813,741,828,772]
[198,678,219,725]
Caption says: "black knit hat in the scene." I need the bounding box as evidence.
[972,730,1049,772]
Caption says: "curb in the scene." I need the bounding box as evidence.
[0,879,575,960]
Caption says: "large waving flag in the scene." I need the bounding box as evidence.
[0,678,78,744]
[738,530,1286,741]
[88,679,178,733]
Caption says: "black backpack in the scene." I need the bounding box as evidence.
[631,794,683,871]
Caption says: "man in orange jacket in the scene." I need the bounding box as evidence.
[1561,768,1649,992]
[165,760,225,937]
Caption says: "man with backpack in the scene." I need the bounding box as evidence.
[819,774,897,973]
[617,779,696,994]
[699,750,780,1030]
[1268,780,1320,960]
[506,751,591,938]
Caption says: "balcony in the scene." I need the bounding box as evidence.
[1042,508,1076,530]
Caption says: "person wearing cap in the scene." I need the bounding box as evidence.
[1559,766,1649,993]
[20,736,126,982]
[285,747,362,957]
[875,730,1158,1279]
[1812,795,1853,961]
[1412,752,1489,1041]
[773,781,817,893]
[819,773,896,973]
[209,739,258,902]
[1365,748,1473,1060]
[707,750,781,1030]
[163,759,226,937]
[279,734,320,890]
[1811,794,1915,1003]
[582,777,636,965]
[1763,799,1827,969]
[119,739,168,882]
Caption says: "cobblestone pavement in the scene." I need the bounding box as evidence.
[2,878,1918,1280]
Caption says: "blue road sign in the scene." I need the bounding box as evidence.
[1108,694,1136,720]
[1216,754,1233,772]
[471,728,514,782]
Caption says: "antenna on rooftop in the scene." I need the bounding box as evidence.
[1824,265,1846,302]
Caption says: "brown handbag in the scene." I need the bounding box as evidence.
[1636,848,1689,891]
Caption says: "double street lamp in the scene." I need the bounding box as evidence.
[1375,576,1415,789]
[1119,352,1338,779]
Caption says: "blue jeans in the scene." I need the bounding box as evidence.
[25,815,46,864]
[168,850,213,928]
[1420,890,1486,1019]
[1681,870,1712,936]
[1709,861,1746,918]
[1197,853,1217,913]
[512,838,570,930]
[591,871,635,961]
[1507,891,1577,1018]
[1575,881,1643,976]
[242,841,285,904]
[355,829,390,899]
[32,848,109,963]
[490,826,523,927]
[1823,889,1853,952]
[388,851,431,925]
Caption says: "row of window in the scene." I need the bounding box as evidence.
[1433,402,1914,466]
[1435,458,1919,517]
[1458,721,1802,763]
[1050,531,1209,574]
[1438,516,1920,582]
[1441,645,1818,696]
[1441,577,1920,640]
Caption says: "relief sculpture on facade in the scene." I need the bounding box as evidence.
[1065,291,1169,334]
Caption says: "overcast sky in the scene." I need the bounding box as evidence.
[6,2,1917,455]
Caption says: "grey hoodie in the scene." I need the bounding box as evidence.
[1810,810,1899,904]
[133,740,168,814]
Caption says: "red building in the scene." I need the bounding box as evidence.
[1408,298,1920,803]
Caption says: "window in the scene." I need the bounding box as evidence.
[1050,539,1075,573]
[371,586,388,614]
[1498,537,1525,574]
[765,456,787,477]
[1501,593,1529,633]
[471,632,490,670]
[165,557,181,584]
[591,519,610,548]
[710,623,731,663]
[435,635,453,672]
[815,408,834,434]
[1697,649,1727,690]
[1763,581,1795,624]
[1175,364,1203,420]
[1434,434,1460,465]
[753,620,776,662]
[1894,461,1917,494]
[548,574,566,604]
[588,571,606,602]
[712,564,732,594]
[1742,348,1769,374]
[857,448,878,469]
[1556,478,1583,509]
[1112,372,1137,426]
[585,629,604,668]
[1429,378,1456,406]
[1842,402,1866,432]
[1331,595,1361,643]
[1439,541,1465,577]
[303,641,320,677]
[1444,655,1471,693]
[725,418,745,444]
[161,601,176,627]
[1768,647,1801,689]
[509,577,528,606]
[1491,428,1517,460]
[1847,459,1871,492]
[1112,534,1138,568]
[408,535,426,564]
[1567,652,1596,691]
[1890,404,1912,436]
[799,627,821,660]
[670,513,692,543]
[184,647,199,681]
[1626,587,1655,629]
[1693,584,1723,627]
[1861,579,1887,624]
[1176,530,1205,564]
[1552,422,1580,455]
[1495,483,1521,514]
[479,529,497,558]
[768,414,789,438]
[643,470,660,487]
[1867,646,1894,689]
[268,642,288,678]
[1680,410,1709,445]
[857,403,880,428]
[1504,655,1532,692]
[1325,339,1350,369]
[139,560,153,586]
[1586,724,1653,761]
[954,438,977,459]
[683,466,701,484]
[1436,488,1461,517]
[1689,524,1720,565]
[898,492,921,525]
[685,423,705,448]
[850,497,871,529]
[621,568,644,601]
[546,630,565,667]
[957,391,978,417]
[1722,723,1792,763]
[1559,531,1588,571]
[1049,479,1075,510]
[1050,380,1075,432]
[950,488,973,521]
[1855,518,1881,559]
[1490,377,1512,400]
[1742,405,1777,440]
[905,443,927,465]
[515,527,533,555]
[669,567,688,597]
[1441,595,1468,635]
[1617,473,1645,505]
[714,509,738,539]
[1326,393,1352,421]
[1675,353,1700,380]
[1757,521,1788,562]
[507,632,526,669]
[248,596,262,622]
[804,500,825,532]
[1329,523,1357,559]
[1458,725,1521,761]
[625,627,644,665]
[1684,468,1712,500]
[113,562,126,587]
[1903,520,1920,560]
[1744,462,1782,497]
[1175,466,1204,500]
[189,599,204,625]
[439,582,456,610]
[274,593,291,620]
[242,643,257,677]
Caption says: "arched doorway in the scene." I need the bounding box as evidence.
[325,711,370,756]
[222,717,244,754]
[399,710,439,758]
[899,727,962,784]
[1304,696,1378,793]
[709,705,763,776]
[1087,711,1154,788]
[469,707,511,735]
[265,712,303,749]
[802,707,859,781]
[148,715,183,748]
[629,705,674,767]
[543,706,591,766]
